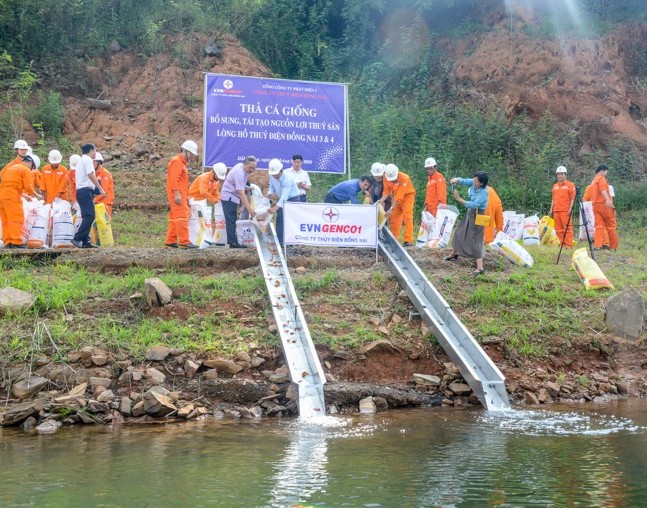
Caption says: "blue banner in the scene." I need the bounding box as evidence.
[203,74,347,173]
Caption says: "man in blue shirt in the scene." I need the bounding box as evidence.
[267,158,301,245]
[324,176,372,204]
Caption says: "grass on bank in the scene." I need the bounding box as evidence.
[0,215,645,387]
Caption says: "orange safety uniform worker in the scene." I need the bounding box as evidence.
[188,163,227,204]
[1,139,31,175]
[0,155,41,248]
[165,140,199,248]
[380,163,416,246]
[40,150,70,204]
[92,152,114,216]
[483,185,504,244]
[67,154,80,204]
[549,165,576,247]
[583,184,608,247]
[423,157,446,217]
[590,163,618,250]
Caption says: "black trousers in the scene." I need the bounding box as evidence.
[221,199,239,245]
[74,187,96,245]
[323,192,344,204]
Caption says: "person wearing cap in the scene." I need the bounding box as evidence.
[445,172,489,276]
[40,150,70,204]
[220,156,257,248]
[368,162,391,211]
[284,154,311,202]
[266,158,301,246]
[549,165,576,247]
[324,176,372,204]
[72,143,107,249]
[165,140,199,249]
[589,163,618,250]
[1,139,31,175]
[0,155,43,248]
[424,157,446,217]
[378,164,416,246]
[189,163,227,204]
[92,152,114,216]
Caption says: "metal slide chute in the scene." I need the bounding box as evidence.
[253,225,327,418]
[378,228,510,410]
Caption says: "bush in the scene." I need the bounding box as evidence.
[30,91,64,139]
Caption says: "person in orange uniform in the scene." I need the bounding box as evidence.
[40,150,70,204]
[483,185,504,244]
[1,139,31,173]
[92,152,114,216]
[165,140,199,249]
[67,154,80,205]
[549,165,576,247]
[0,155,42,248]
[189,162,227,204]
[589,163,618,250]
[424,157,446,217]
[582,183,608,247]
[379,163,416,246]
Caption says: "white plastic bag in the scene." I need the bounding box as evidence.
[51,198,75,248]
[427,205,458,249]
[416,210,436,247]
[236,219,255,247]
[579,201,595,242]
[503,211,525,241]
[489,231,534,268]
[188,198,215,249]
[522,214,540,245]
[26,202,51,248]
[213,201,226,245]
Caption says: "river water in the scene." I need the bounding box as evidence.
[1,399,646,507]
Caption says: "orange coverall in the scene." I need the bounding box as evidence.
[424,170,447,217]
[551,179,576,247]
[590,173,618,249]
[0,162,36,246]
[483,186,504,244]
[1,156,23,173]
[40,164,70,204]
[383,171,416,244]
[583,185,607,246]
[67,170,77,203]
[165,154,190,245]
[93,166,114,216]
[188,171,221,204]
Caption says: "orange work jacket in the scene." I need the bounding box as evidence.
[40,164,70,203]
[551,180,576,212]
[383,172,416,205]
[166,154,189,199]
[590,173,612,206]
[424,170,447,215]
[93,166,114,212]
[189,171,221,204]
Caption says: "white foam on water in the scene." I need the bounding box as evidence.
[479,407,645,436]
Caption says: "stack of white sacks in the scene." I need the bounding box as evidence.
[4,197,75,249]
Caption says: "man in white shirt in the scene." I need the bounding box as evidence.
[284,154,311,202]
[72,143,107,248]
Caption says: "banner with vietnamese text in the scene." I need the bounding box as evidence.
[283,203,377,248]
[203,74,347,173]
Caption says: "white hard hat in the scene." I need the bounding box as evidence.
[212,162,227,180]
[69,154,81,169]
[425,157,437,168]
[181,140,198,155]
[370,162,385,177]
[268,158,283,175]
[13,139,29,150]
[556,165,567,174]
[30,154,41,169]
[93,151,104,162]
[48,150,63,164]
[385,163,399,182]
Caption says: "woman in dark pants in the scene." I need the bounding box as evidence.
[444,171,489,275]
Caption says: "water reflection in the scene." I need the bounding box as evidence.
[1,402,646,507]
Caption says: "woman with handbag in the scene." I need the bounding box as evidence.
[444,172,490,276]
